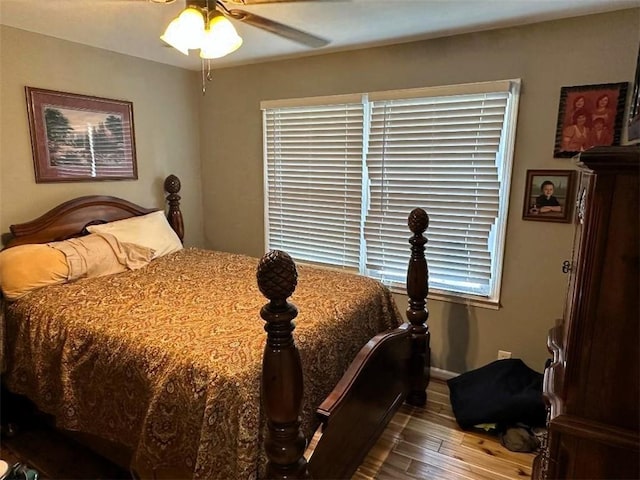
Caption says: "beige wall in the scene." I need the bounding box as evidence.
[201,9,640,373]
[1,10,638,374]
[0,26,205,247]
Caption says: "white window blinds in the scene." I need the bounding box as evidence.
[366,91,511,296]
[263,102,364,269]
[263,80,520,302]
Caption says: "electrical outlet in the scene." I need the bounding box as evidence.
[497,350,512,360]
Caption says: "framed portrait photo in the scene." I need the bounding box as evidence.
[26,87,137,183]
[522,170,577,223]
[553,82,628,158]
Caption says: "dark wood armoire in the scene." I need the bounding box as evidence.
[532,146,640,479]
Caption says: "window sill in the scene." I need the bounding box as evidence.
[389,286,500,310]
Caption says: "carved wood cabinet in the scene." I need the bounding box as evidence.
[532,146,640,479]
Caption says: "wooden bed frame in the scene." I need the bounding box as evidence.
[3,174,431,479]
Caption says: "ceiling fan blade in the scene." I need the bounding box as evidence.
[225,8,330,48]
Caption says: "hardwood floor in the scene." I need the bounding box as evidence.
[354,379,535,480]
[0,379,535,479]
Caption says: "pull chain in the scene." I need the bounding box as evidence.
[201,58,213,95]
[201,58,207,95]
[207,59,213,82]
[201,0,213,95]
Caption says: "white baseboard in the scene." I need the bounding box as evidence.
[430,366,459,381]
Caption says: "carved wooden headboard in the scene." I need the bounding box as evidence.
[4,174,184,248]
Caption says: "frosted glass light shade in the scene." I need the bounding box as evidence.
[160,18,190,55]
[161,7,205,53]
[177,7,206,49]
[199,16,243,59]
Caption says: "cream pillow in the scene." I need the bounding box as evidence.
[0,244,69,300]
[49,232,154,281]
[86,210,182,259]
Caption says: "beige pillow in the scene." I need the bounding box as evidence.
[86,210,182,259]
[49,232,154,281]
[0,244,69,300]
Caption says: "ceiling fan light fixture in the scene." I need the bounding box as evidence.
[158,2,250,94]
[199,15,243,59]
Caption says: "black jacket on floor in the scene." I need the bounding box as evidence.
[447,358,546,430]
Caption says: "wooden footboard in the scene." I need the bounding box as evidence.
[307,324,412,479]
[257,208,431,479]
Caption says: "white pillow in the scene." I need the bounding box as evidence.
[87,210,182,259]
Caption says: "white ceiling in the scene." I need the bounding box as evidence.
[1,0,638,71]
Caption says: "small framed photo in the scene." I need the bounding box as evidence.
[553,82,628,158]
[522,170,576,223]
[26,87,137,183]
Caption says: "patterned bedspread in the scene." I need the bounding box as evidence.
[3,248,402,479]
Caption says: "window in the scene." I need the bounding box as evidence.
[262,80,520,306]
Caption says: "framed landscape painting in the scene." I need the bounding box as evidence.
[26,87,137,183]
[553,82,628,158]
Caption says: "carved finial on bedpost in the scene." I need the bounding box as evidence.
[257,250,310,480]
[164,174,184,243]
[406,208,431,407]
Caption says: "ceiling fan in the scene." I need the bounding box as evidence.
[154,0,330,49]
[148,0,330,93]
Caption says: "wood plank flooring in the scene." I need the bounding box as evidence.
[354,379,535,480]
[0,379,535,479]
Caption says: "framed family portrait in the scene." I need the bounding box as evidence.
[522,170,576,223]
[26,87,137,183]
[553,82,628,158]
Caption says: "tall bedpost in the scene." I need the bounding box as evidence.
[164,174,184,243]
[406,208,431,407]
[257,250,309,480]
